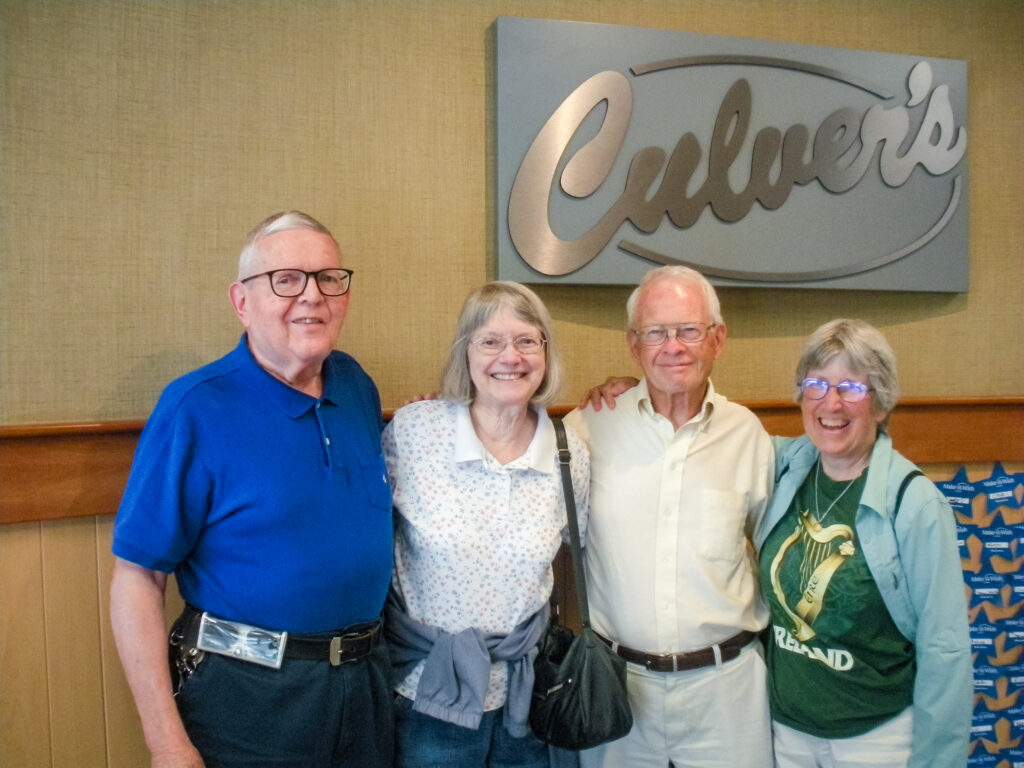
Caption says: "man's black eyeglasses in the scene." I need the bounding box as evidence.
[240,268,353,297]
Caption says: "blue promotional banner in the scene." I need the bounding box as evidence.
[942,464,1024,768]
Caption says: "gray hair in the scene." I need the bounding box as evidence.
[626,266,724,328]
[440,281,563,407]
[238,211,340,279]
[795,318,900,427]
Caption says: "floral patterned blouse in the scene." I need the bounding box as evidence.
[383,399,590,710]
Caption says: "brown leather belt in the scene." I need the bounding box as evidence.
[595,629,758,673]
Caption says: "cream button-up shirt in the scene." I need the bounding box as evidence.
[565,379,772,653]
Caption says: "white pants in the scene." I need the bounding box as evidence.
[772,708,914,768]
[580,642,772,768]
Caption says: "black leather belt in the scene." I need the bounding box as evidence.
[177,605,381,667]
[595,629,757,673]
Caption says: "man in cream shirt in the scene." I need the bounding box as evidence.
[565,266,774,768]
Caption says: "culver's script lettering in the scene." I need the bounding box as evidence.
[508,60,966,280]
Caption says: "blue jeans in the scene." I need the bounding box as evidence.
[395,695,550,768]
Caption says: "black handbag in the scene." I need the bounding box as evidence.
[529,417,633,750]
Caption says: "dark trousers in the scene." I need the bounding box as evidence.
[177,640,393,767]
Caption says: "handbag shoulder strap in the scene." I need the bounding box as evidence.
[894,469,924,518]
[551,416,591,627]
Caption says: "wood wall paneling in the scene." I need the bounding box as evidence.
[2,399,1021,527]
[0,522,52,766]
[1,423,143,525]
[0,520,186,767]
[41,517,108,766]
[749,398,1024,464]
[0,401,1020,767]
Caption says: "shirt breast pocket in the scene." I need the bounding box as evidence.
[698,489,747,562]
[359,454,392,513]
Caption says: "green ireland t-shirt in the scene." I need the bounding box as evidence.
[759,466,915,738]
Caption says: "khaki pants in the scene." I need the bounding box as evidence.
[580,642,772,768]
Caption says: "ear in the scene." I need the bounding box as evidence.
[711,322,728,360]
[229,282,250,327]
[627,329,642,365]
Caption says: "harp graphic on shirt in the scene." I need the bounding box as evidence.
[770,512,856,642]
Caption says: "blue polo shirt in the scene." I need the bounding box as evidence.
[113,335,393,633]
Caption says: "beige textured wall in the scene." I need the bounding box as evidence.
[1,0,1021,426]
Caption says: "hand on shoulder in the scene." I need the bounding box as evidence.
[401,391,439,406]
[577,377,639,411]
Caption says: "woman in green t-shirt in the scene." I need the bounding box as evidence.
[756,319,971,768]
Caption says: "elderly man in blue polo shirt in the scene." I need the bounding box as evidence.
[110,211,393,768]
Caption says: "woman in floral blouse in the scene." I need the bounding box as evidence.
[383,281,590,768]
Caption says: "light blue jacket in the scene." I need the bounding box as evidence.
[757,432,972,768]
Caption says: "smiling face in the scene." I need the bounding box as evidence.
[801,356,886,477]
[467,307,546,413]
[628,277,725,401]
[229,228,348,388]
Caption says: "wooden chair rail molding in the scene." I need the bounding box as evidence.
[1,397,1021,526]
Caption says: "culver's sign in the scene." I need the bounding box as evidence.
[495,18,968,291]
